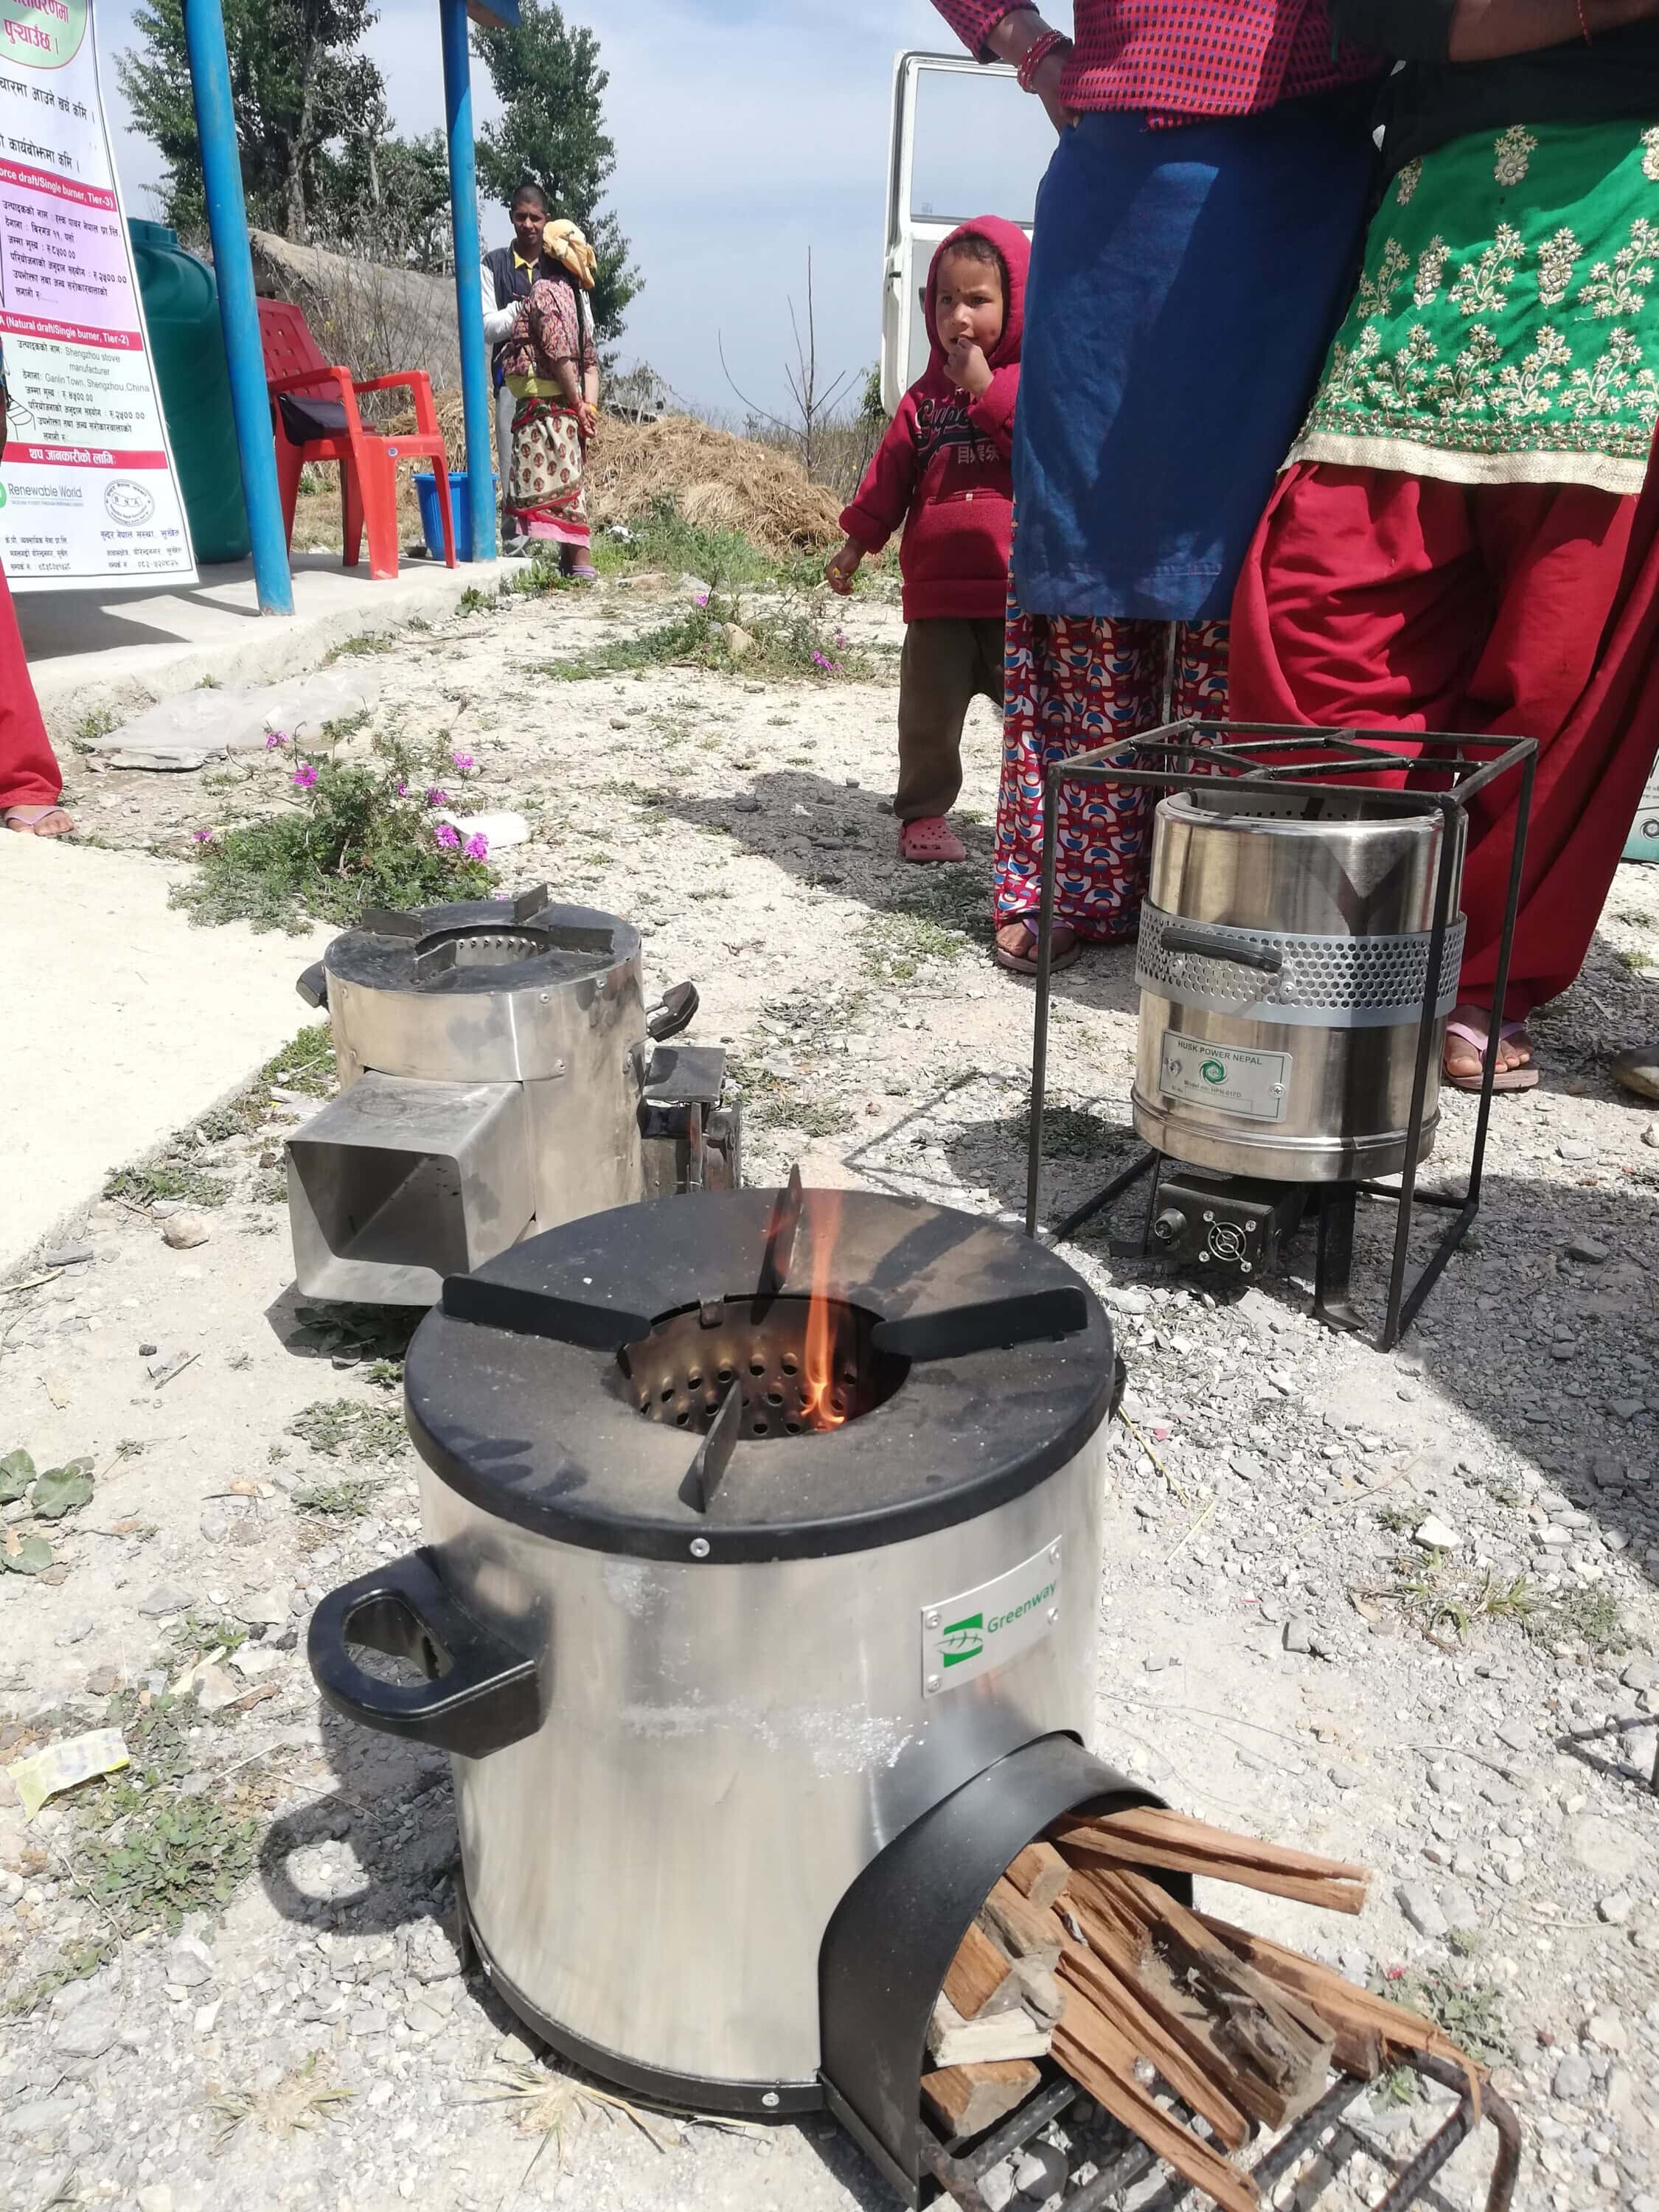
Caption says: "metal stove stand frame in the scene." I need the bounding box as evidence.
[1023,722,1537,1352]
[924,2053,1520,2212]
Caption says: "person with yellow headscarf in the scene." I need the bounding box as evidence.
[498,217,602,580]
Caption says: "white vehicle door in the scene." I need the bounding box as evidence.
[881,50,1057,415]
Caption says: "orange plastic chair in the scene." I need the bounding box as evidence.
[257,299,456,580]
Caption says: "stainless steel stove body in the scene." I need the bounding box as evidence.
[285,889,737,1305]
[307,1187,1139,2128]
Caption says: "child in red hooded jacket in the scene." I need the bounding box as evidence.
[827,216,1028,865]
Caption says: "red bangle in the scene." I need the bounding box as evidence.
[1018,27,1072,94]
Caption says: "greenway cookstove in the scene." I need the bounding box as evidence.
[285,888,738,1305]
[306,1178,1521,2211]
[1023,723,1537,1351]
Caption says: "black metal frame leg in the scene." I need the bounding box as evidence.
[1312,1186,1363,1335]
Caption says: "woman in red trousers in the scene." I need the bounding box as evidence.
[1231,0,1659,1091]
[0,348,72,837]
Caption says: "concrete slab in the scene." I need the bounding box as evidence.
[15,549,514,745]
[0,832,328,1276]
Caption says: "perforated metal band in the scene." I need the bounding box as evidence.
[1135,902,1466,1031]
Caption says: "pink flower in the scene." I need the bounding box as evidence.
[265,730,289,751]
[695,594,709,608]
[463,832,490,862]
[192,829,213,844]
[451,751,476,773]
[292,764,318,790]
[425,787,451,807]
[395,780,408,797]
[434,822,461,851]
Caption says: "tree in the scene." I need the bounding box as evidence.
[472,0,639,346]
[319,128,456,269]
[118,0,386,245]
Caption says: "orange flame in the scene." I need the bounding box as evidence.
[799,1190,848,1430]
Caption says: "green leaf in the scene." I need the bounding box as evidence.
[2,1534,53,1576]
[32,1460,94,1521]
[0,1450,35,1504]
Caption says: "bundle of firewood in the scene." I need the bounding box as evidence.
[922,1809,1480,2211]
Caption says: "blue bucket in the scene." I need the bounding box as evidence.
[1626,760,1659,864]
[413,470,496,563]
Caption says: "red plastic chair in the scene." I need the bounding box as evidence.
[257,299,456,580]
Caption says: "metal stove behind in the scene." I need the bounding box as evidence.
[286,887,738,1305]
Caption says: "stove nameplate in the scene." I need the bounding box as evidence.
[921,1537,1063,1697]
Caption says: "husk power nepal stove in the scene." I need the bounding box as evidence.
[305,1180,1522,2211]
[285,888,738,1306]
[1020,723,1537,1351]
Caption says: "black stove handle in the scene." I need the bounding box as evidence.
[647,980,699,1041]
[296,961,329,1009]
[307,1548,543,1760]
[1159,924,1282,976]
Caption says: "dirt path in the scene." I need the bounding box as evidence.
[4,574,1658,2212]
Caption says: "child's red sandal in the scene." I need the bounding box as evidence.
[898,815,966,864]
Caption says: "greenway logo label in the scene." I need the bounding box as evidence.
[922,1540,1062,1697]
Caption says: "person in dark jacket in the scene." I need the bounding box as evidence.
[1231,0,1659,1093]
[829,216,1030,867]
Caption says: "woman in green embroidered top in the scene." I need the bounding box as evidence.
[1231,0,1659,1092]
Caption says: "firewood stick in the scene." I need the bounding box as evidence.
[1059,1950,1250,2151]
[945,1919,1024,2020]
[1074,1937,1293,2132]
[928,1994,1051,2067]
[922,2059,1041,2139]
[1059,1808,1369,1886]
[1006,1840,1071,1913]
[1054,1985,1259,2212]
[1054,1820,1368,1915]
[1093,1874,1335,2122]
[981,1877,1065,1966]
[1198,1913,1481,2115]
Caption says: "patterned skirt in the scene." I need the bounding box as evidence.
[505,397,590,546]
[1291,118,1659,495]
[993,591,1228,938]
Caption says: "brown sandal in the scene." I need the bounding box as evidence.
[993,919,1080,975]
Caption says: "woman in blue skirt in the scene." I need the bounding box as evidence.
[928,3,1385,970]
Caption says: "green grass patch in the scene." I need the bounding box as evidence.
[83,1794,261,1934]
[726,1056,855,1139]
[1376,1964,1509,2066]
[287,1399,406,1463]
[322,633,396,662]
[105,1161,231,1211]
[858,911,966,987]
[549,591,872,686]
[293,1478,380,1519]
[172,737,493,935]
[4,1938,116,2017]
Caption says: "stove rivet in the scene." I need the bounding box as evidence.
[689,1537,711,1559]
[1047,1607,1060,1623]
[925,1612,940,1630]
[762,2092,779,2110]
[925,1674,941,1692]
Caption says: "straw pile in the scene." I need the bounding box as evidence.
[392,394,844,555]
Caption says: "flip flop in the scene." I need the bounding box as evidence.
[1443,1016,1538,1093]
[993,919,1081,975]
[898,815,966,864]
[3,804,74,838]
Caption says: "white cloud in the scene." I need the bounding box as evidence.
[97,0,1014,414]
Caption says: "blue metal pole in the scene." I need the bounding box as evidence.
[181,0,293,615]
[440,0,498,564]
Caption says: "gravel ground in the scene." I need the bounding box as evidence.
[4,572,1658,2212]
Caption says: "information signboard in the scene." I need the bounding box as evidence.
[0,0,195,591]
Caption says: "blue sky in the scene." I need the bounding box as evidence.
[97,0,1003,417]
